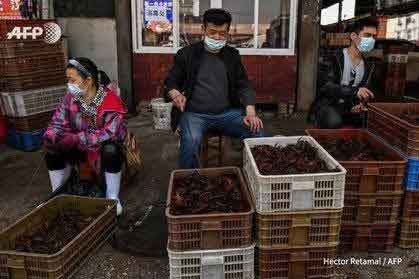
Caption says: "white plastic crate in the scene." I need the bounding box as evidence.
[0,85,66,117]
[243,136,346,213]
[168,244,255,279]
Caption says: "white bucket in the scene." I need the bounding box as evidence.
[151,98,173,130]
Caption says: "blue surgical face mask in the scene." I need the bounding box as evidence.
[357,37,375,53]
[67,83,86,97]
[204,36,226,51]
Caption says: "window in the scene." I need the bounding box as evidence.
[257,0,290,49]
[132,0,298,55]
[179,0,211,47]
[141,0,175,47]
[320,0,355,25]
[223,0,255,48]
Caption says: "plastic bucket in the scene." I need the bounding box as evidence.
[151,98,173,131]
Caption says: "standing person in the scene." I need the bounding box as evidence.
[309,17,379,129]
[164,8,264,169]
[43,58,127,215]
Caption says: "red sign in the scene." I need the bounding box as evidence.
[0,0,22,20]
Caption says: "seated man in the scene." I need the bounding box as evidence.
[164,8,264,169]
[309,17,378,129]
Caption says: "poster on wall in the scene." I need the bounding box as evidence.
[144,0,173,33]
[0,0,22,19]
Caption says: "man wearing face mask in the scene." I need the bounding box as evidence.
[164,8,264,169]
[309,17,379,129]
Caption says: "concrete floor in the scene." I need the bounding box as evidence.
[0,110,419,279]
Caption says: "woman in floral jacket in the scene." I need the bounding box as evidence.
[43,57,127,215]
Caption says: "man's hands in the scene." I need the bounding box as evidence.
[357,87,374,102]
[353,87,374,113]
[243,105,263,133]
[351,103,368,113]
[169,89,186,112]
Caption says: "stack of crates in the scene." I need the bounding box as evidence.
[0,20,66,151]
[383,44,410,98]
[0,116,6,144]
[0,101,6,144]
[307,129,407,253]
[368,103,419,249]
[243,136,346,279]
[166,167,256,279]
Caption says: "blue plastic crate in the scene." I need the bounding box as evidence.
[6,129,44,152]
[405,157,419,191]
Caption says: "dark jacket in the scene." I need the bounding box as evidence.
[164,42,255,131]
[308,48,376,123]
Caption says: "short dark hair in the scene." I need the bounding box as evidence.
[203,9,232,28]
[345,17,379,34]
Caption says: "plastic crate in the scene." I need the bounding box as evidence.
[243,136,346,213]
[7,111,53,132]
[6,128,44,152]
[168,243,255,279]
[0,70,66,92]
[256,246,337,279]
[0,53,66,77]
[399,218,419,249]
[0,85,66,117]
[405,157,419,190]
[401,190,419,220]
[0,195,117,279]
[0,40,63,59]
[368,103,419,158]
[167,167,254,251]
[306,129,406,194]
[339,223,397,253]
[342,193,403,224]
[256,209,342,249]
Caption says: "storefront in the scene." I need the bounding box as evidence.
[131,0,299,106]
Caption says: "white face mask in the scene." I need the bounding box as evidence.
[67,83,86,98]
[204,36,227,51]
[357,37,375,53]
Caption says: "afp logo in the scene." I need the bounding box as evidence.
[6,22,62,44]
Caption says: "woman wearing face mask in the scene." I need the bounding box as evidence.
[43,57,127,215]
[308,17,379,129]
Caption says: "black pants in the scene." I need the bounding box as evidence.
[316,105,363,129]
[45,142,123,173]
